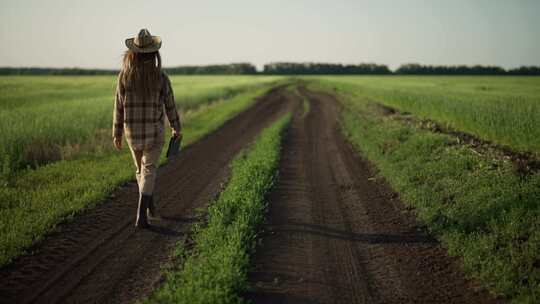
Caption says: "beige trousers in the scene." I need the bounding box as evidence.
[129,136,165,196]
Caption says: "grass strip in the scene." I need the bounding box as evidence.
[146,114,291,304]
[0,85,278,268]
[313,81,540,303]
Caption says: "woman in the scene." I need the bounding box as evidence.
[112,29,182,228]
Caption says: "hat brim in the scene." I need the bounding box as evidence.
[125,36,162,53]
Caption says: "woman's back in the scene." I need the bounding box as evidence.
[114,50,180,150]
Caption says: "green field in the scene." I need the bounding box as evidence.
[312,76,540,155]
[0,75,282,177]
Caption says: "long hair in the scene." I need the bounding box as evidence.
[119,50,162,99]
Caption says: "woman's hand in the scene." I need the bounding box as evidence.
[172,129,183,140]
[113,136,123,151]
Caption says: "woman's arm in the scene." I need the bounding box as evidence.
[112,80,124,150]
[162,74,182,137]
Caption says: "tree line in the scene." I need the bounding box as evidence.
[0,67,117,75]
[394,63,540,75]
[164,63,256,75]
[0,64,256,76]
[262,62,391,75]
[1,63,539,75]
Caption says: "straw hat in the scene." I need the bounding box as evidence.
[125,29,162,53]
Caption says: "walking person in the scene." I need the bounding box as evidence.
[112,29,182,228]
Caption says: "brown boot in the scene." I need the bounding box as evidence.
[135,194,151,228]
[146,196,161,219]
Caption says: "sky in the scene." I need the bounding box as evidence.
[1,0,539,71]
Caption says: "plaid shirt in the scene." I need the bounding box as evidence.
[113,72,181,150]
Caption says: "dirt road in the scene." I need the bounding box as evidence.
[0,87,294,304]
[246,87,501,304]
